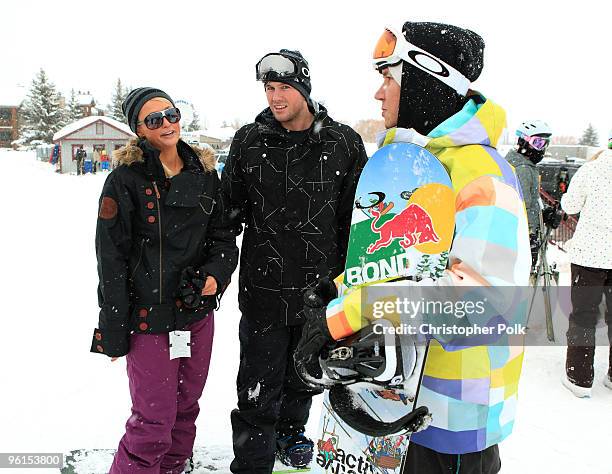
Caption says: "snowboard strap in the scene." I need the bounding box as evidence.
[328,385,431,437]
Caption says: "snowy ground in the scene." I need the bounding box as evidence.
[0,150,610,473]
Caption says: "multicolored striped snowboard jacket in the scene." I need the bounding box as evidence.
[325,93,531,454]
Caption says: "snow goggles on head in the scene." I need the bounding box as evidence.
[372,26,471,96]
[517,132,550,151]
[255,53,309,81]
[138,107,181,130]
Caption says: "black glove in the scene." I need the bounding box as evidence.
[177,266,206,309]
[294,287,336,367]
[542,206,563,229]
[308,276,338,306]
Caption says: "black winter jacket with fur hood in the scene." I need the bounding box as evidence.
[91,138,238,357]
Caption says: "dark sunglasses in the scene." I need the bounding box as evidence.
[138,107,181,130]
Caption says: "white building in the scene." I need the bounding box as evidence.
[53,116,135,174]
[196,127,236,150]
[546,145,600,161]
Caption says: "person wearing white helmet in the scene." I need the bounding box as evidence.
[505,120,553,267]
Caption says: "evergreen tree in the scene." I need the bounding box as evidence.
[416,254,432,276]
[579,123,599,147]
[187,108,201,132]
[19,68,64,144]
[430,252,449,279]
[108,78,127,123]
[65,89,83,123]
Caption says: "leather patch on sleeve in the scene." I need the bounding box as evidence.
[99,196,118,219]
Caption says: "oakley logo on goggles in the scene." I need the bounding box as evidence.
[256,53,309,81]
[137,107,181,130]
[516,132,550,151]
[373,26,471,96]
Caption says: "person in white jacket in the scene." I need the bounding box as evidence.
[560,148,612,397]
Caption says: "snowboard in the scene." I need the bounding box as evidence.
[311,142,455,474]
[61,448,310,473]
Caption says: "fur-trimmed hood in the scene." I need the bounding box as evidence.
[113,138,216,172]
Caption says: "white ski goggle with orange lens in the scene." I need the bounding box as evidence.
[373,26,471,96]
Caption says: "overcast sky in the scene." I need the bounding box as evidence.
[4,0,610,142]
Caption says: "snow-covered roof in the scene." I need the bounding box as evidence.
[0,86,27,106]
[53,115,135,141]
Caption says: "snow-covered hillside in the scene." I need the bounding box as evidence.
[0,150,610,473]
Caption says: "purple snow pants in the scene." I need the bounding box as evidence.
[109,314,214,474]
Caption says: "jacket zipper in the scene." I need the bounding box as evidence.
[153,181,163,304]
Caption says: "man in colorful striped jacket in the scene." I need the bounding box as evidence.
[295,22,531,474]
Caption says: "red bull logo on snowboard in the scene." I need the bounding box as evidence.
[367,203,440,254]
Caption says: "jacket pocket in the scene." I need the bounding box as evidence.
[165,171,208,207]
[165,174,215,240]
[129,237,154,280]
[130,237,146,279]
[198,192,215,216]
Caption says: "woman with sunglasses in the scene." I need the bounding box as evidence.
[90,87,238,473]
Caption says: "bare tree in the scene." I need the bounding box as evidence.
[229,118,247,130]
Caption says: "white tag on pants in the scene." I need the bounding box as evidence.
[169,330,191,360]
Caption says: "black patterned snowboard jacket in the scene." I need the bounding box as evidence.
[222,104,368,326]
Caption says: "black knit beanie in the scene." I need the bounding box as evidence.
[396,22,485,135]
[122,87,175,133]
[258,49,312,103]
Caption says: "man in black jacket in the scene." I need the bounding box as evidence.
[222,49,368,473]
[75,146,85,175]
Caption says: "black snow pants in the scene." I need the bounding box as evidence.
[230,316,323,474]
[566,263,612,387]
[402,443,501,474]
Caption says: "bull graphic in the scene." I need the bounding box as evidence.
[367,203,440,254]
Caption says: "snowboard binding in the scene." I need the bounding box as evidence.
[297,319,432,436]
[298,319,422,390]
[276,434,314,469]
[321,320,407,387]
